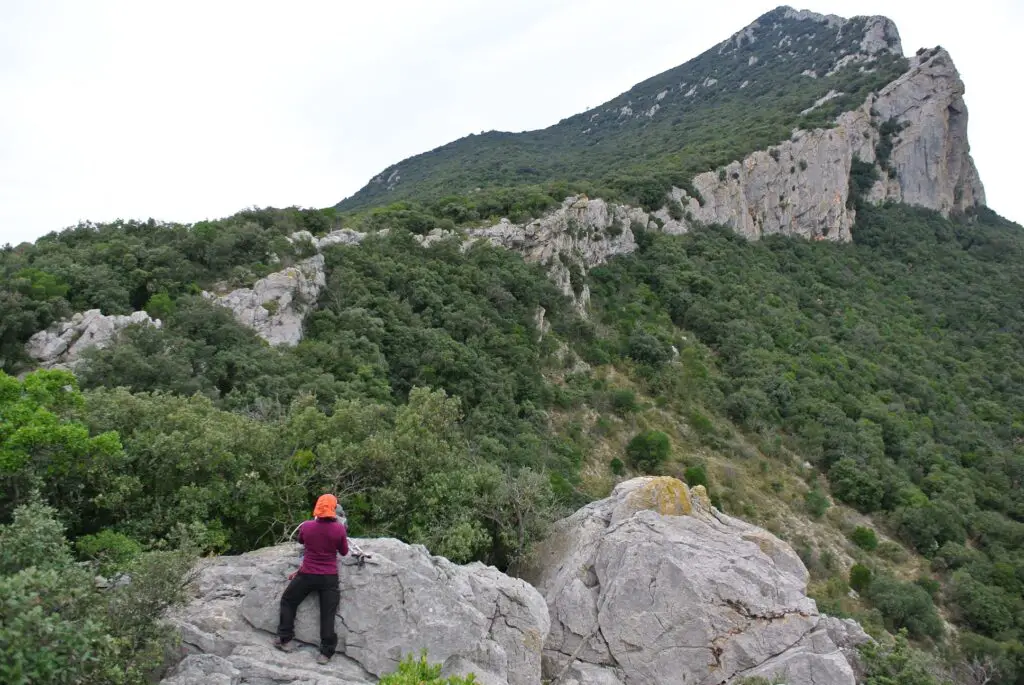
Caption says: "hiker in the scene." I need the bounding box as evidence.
[274,493,349,664]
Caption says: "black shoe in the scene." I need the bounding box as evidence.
[273,637,299,653]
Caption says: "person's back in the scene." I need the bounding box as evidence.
[297,518,348,575]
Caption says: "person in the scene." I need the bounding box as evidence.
[274,493,349,665]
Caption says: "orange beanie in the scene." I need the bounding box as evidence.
[313,494,337,519]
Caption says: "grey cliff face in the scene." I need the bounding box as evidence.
[523,476,868,685]
[467,196,649,309]
[202,254,327,347]
[24,309,161,370]
[865,48,986,213]
[160,538,548,685]
[657,46,984,242]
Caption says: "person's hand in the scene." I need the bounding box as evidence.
[288,571,297,580]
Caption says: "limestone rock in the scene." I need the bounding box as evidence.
[162,538,549,685]
[658,46,983,243]
[524,476,863,685]
[203,255,326,347]
[467,196,646,310]
[289,229,368,251]
[865,48,986,213]
[161,654,241,685]
[25,309,161,370]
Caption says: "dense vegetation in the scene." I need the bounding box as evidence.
[335,8,907,225]
[584,203,1024,683]
[2,7,1020,684]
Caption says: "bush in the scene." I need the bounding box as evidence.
[610,389,639,415]
[610,457,625,476]
[850,563,873,593]
[378,651,477,684]
[804,488,831,518]
[851,526,879,551]
[625,430,671,473]
[76,530,143,576]
[684,465,709,489]
[865,574,944,640]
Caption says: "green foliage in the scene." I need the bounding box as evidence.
[684,464,709,489]
[0,370,127,532]
[378,651,476,684]
[583,203,1024,655]
[860,630,950,685]
[865,574,944,641]
[0,498,194,685]
[804,488,831,518]
[610,389,639,415]
[609,457,625,476]
[76,530,143,576]
[0,207,338,371]
[851,526,880,551]
[625,430,671,473]
[850,563,873,593]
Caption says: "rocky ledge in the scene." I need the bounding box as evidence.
[159,477,868,685]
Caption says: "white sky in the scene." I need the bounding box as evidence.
[1,0,1020,246]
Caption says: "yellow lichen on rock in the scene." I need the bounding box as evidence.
[624,476,693,517]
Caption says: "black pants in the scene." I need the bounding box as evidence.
[277,572,340,656]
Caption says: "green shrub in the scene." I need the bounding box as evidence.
[865,574,944,640]
[850,563,872,593]
[684,465,709,489]
[610,457,625,476]
[76,530,143,576]
[378,651,476,684]
[804,488,831,518]
[610,389,639,415]
[625,430,671,473]
[850,526,879,551]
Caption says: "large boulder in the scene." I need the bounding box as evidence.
[162,538,549,685]
[25,308,161,370]
[202,255,326,346]
[523,476,868,685]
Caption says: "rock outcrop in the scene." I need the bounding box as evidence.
[25,309,161,370]
[161,538,549,685]
[202,255,326,347]
[658,46,984,242]
[467,197,650,308]
[524,476,868,685]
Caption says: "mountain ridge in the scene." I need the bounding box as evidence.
[334,5,984,245]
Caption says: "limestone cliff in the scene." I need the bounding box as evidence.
[657,46,985,241]
[466,197,649,309]
[201,255,327,347]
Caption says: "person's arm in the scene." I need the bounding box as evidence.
[297,521,306,544]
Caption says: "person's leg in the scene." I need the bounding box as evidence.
[316,574,341,658]
[277,574,314,646]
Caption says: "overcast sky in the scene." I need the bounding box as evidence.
[1,0,1020,246]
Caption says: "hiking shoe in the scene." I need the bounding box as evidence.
[317,653,331,665]
[273,637,298,653]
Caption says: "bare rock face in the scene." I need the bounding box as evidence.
[162,538,549,685]
[658,47,984,242]
[523,476,867,685]
[25,309,161,370]
[864,48,986,213]
[467,196,649,309]
[202,255,326,347]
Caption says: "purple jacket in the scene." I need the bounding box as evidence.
[297,519,349,575]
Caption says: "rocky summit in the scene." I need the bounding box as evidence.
[159,477,869,685]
